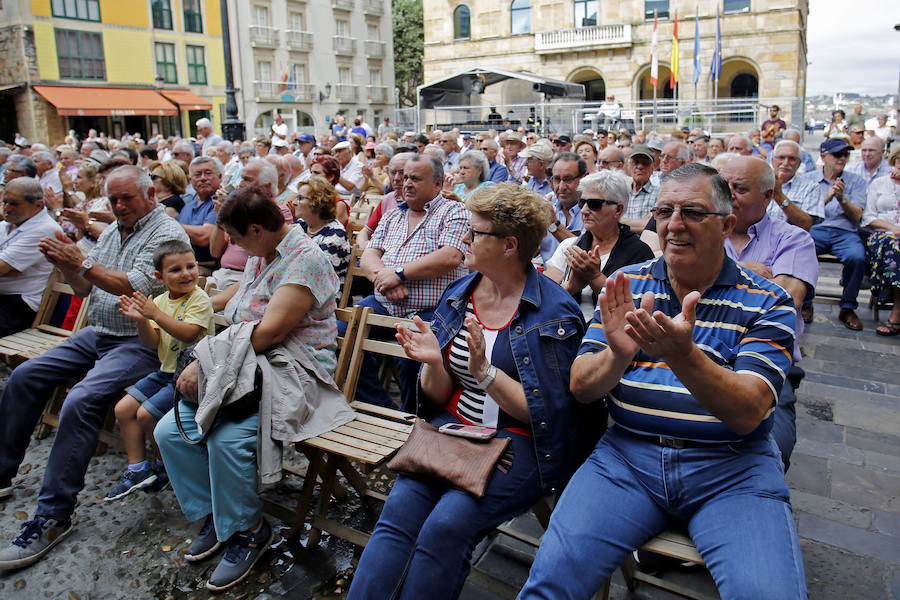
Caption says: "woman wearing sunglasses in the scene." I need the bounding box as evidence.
[544,170,654,320]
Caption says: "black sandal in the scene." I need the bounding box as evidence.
[875,321,900,336]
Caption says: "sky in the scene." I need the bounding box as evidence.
[805,0,900,96]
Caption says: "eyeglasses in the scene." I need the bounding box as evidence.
[660,153,682,162]
[551,174,581,184]
[467,227,505,240]
[579,198,619,211]
[650,205,728,223]
[830,151,851,159]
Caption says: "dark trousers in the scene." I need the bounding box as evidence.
[0,294,37,337]
[0,327,159,518]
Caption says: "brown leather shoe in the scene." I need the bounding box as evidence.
[838,309,863,331]
[801,305,813,323]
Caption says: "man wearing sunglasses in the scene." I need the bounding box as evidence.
[801,138,867,330]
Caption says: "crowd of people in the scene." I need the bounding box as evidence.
[0,104,897,597]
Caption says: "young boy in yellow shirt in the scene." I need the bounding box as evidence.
[105,240,215,501]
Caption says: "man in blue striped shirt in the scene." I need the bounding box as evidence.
[519,163,807,600]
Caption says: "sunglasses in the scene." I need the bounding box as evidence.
[650,205,727,223]
[579,198,619,211]
[830,151,851,159]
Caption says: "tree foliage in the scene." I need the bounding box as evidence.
[392,0,423,107]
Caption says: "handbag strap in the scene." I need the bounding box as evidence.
[173,391,208,445]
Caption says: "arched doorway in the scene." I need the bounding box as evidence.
[634,65,674,101]
[570,68,606,102]
[730,73,758,98]
[715,58,760,100]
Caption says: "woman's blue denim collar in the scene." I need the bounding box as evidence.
[444,265,543,312]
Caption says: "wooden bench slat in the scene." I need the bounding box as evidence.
[331,423,406,448]
[350,400,416,423]
[317,429,398,455]
[352,412,414,433]
[302,435,390,464]
[341,419,411,443]
[360,338,409,359]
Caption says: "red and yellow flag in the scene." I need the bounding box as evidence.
[670,13,679,87]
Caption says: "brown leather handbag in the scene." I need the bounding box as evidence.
[387,419,510,498]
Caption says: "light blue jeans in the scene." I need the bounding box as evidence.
[517,426,807,600]
[155,401,261,542]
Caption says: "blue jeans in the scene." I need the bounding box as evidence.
[348,412,541,600]
[155,400,261,542]
[338,295,433,412]
[0,327,159,518]
[517,426,807,600]
[810,225,866,310]
[127,369,175,420]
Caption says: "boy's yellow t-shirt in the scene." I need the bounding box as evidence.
[152,287,215,373]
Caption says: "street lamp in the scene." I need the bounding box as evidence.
[319,82,332,103]
[220,0,245,141]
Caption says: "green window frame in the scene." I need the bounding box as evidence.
[183,0,204,33]
[51,0,101,21]
[152,0,173,30]
[55,29,105,80]
[155,42,178,84]
[186,45,207,85]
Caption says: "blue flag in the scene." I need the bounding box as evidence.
[710,7,722,82]
[692,11,701,86]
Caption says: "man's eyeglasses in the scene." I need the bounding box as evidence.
[660,153,682,162]
[650,205,728,223]
[830,151,851,159]
[579,198,619,211]
[551,175,581,184]
[467,227,505,240]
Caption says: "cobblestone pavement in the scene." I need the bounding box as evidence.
[1,270,898,600]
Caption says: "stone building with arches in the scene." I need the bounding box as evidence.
[424,0,808,124]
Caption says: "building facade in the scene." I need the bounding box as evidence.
[0,0,227,144]
[422,0,808,126]
[229,0,396,138]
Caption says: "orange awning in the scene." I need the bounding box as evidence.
[160,89,213,111]
[33,85,178,116]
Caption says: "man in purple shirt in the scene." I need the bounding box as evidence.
[801,138,867,330]
[722,156,818,469]
[480,139,510,183]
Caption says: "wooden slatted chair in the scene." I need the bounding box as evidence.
[338,245,366,309]
[615,528,715,600]
[288,306,417,547]
[0,268,90,367]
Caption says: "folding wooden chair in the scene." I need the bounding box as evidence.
[338,245,367,309]
[615,528,715,600]
[288,307,417,547]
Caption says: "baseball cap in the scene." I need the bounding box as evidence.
[297,133,315,143]
[553,135,572,145]
[365,141,376,150]
[628,145,655,161]
[820,138,850,154]
[332,141,351,151]
[499,131,524,144]
[518,143,554,162]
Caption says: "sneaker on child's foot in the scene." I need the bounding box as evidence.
[206,519,274,591]
[185,515,221,563]
[104,468,158,502]
[0,515,73,570]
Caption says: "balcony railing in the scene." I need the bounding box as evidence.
[333,36,357,55]
[334,84,357,102]
[285,29,314,52]
[535,23,631,54]
[364,40,385,58]
[249,25,279,48]
[362,0,384,15]
[254,81,315,102]
[331,0,354,10]
[367,85,388,104]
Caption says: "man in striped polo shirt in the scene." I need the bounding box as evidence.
[519,163,807,599]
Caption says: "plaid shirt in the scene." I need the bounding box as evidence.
[506,156,529,184]
[86,206,190,336]
[369,194,469,318]
[623,180,659,219]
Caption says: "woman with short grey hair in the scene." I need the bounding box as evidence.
[445,150,493,202]
[545,170,654,319]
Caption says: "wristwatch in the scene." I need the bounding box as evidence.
[548,220,561,233]
[394,265,406,282]
[475,365,497,390]
[780,197,791,208]
[78,259,94,277]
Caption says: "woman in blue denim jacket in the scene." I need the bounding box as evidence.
[348,183,599,600]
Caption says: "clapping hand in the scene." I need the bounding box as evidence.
[464,316,491,381]
[624,290,700,359]
[118,291,159,321]
[396,316,442,365]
